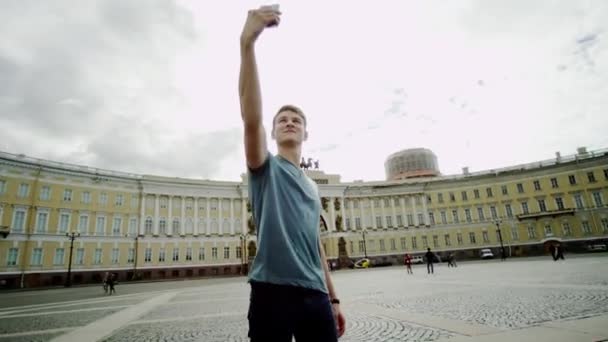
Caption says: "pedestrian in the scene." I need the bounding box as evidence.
[447,253,457,268]
[425,248,434,274]
[102,271,109,294]
[549,244,557,261]
[555,244,565,260]
[404,254,413,274]
[108,273,116,295]
[239,6,346,341]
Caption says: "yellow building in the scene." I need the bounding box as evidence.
[1,147,607,288]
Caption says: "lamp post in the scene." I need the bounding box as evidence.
[494,219,506,261]
[65,231,80,287]
[126,233,139,280]
[239,233,249,275]
[361,228,368,258]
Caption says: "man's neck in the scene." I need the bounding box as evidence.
[277,146,301,167]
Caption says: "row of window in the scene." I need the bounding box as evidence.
[145,197,242,212]
[5,246,243,267]
[142,217,242,235]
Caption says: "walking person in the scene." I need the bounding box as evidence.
[447,253,457,268]
[102,271,109,294]
[555,244,565,260]
[404,253,413,274]
[108,273,116,295]
[239,5,346,341]
[425,248,435,274]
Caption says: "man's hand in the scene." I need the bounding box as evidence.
[332,303,346,337]
[240,5,281,48]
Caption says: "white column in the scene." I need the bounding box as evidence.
[411,196,418,226]
[328,197,335,232]
[194,197,199,236]
[349,199,355,231]
[139,193,146,235]
[380,197,387,228]
[154,195,160,235]
[218,198,223,235]
[242,199,247,234]
[358,198,365,230]
[421,194,429,226]
[181,196,186,235]
[168,196,173,235]
[340,197,346,232]
[401,196,407,227]
[230,198,235,235]
[206,197,211,235]
[391,197,397,229]
[371,198,377,229]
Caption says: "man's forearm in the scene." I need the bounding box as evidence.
[239,44,263,127]
[319,240,338,299]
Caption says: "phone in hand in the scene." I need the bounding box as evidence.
[261,4,280,27]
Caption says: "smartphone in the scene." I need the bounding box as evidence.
[264,4,280,27]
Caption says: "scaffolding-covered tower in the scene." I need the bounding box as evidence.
[384,148,440,181]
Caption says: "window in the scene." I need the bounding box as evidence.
[383,198,390,207]
[355,217,361,229]
[94,248,102,264]
[40,186,51,200]
[96,216,106,235]
[477,207,485,221]
[505,204,513,218]
[31,248,43,265]
[456,233,463,245]
[521,202,529,214]
[486,187,493,197]
[172,219,180,233]
[555,197,565,210]
[82,191,91,204]
[99,193,108,206]
[386,216,393,227]
[538,199,547,212]
[12,209,26,232]
[428,213,434,225]
[561,222,572,236]
[592,192,604,207]
[444,234,451,246]
[358,240,365,253]
[58,213,70,233]
[490,206,498,219]
[224,247,230,259]
[432,235,439,248]
[601,218,608,233]
[115,194,124,206]
[482,231,489,243]
[7,248,18,266]
[212,247,218,259]
[422,236,428,248]
[527,226,537,239]
[345,218,351,230]
[474,189,480,199]
[440,211,447,224]
[145,248,152,263]
[417,213,424,225]
[517,183,524,193]
[63,189,72,202]
[400,237,406,250]
[411,237,417,249]
[353,200,359,209]
[465,209,472,223]
[501,185,508,195]
[390,238,396,250]
[550,178,559,188]
[568,174,576,185]
[375,216,382,228]
[236,246,242,259]
[407,214,413,226]
[380,239,386,251]
[18,183,30,198]
[373,199,380,208]
[158,248,165,262]
[511,227,519,240]
[582,221,592,234]
[449,192,455,202]
[533,180,541,191]
[112,248,120,264]
[587,171,596,183]
[76,248,84,265]
[544,224,553,237]
[396,215,402,227]
[159,219,166,235]
[574,194,584,209]
[145,217,153,234]
[78,215,88,233]
[131,195,138,208]
[54,248,65,265]
[173,248,180,261]
[112,217,122,236]
[129,218,137,235]
[394,198,400,206]
[0,179,6,194]
[452,210,459,223]
[469,232,476,244]
[350,241,354,253]
[199,248,205,261]
[461,191,468,201]
[437,193,444,203]
[36,211,48,233]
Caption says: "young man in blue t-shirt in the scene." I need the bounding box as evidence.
[239,5,346,341]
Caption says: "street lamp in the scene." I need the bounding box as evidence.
[65,231,80,287]
[494,219,506,261]
[361,228,368,258]
[239,233,249,275]
[126,233,139,280]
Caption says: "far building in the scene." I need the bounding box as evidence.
[385,148,440,180]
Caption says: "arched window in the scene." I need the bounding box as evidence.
[145,217,153,235]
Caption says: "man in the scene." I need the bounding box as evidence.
[239,5,346,341]
[425,248,434,274]
[404,253,413,274]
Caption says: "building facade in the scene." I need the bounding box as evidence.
[1,148,607,289]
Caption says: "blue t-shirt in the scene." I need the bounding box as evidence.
[247,153,327,293]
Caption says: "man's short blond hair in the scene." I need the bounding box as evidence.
[272,104,307,129]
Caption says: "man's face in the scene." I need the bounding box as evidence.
[271,110,307,145]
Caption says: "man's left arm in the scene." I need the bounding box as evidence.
[319,238,346,337]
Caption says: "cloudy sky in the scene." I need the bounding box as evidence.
[1,0,607,182]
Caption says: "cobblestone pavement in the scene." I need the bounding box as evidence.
[0,255,607,342]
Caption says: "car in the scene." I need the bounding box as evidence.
[480,248,494,259]
[411,256,424,264]
[586,244,607,252]
[353,258,371,269]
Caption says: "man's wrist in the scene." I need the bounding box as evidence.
[330,298,340,305]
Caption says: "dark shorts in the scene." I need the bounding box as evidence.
[247,281,338,342]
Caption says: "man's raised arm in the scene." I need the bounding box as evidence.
[239,7,281,169]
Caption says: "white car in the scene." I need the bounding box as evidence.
[480,249,494,259]
[411,256,424,264]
